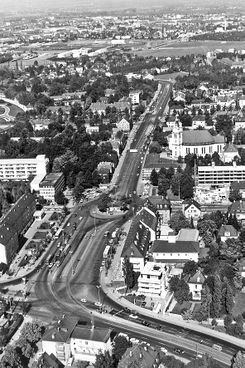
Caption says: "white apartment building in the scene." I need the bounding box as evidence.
[198,162,245,186]
[129,90,141,105]
[0,155,48,181]
[138,262,168,296]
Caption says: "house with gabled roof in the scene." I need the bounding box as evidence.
[186,270,205,301]
[218,224,239,242]
[182,199,202,221]
[146,196,171,225]
[116,117,130,132]
[222,143,240,163]
[137,207,157,241]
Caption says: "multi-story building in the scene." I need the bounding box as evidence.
[138,262,168,296]
[39,172,65,202]
[198,162,245,186]
[0,193,36,264]
[0,155,48,181]
[42,316,112,365]
[129,90,141,105]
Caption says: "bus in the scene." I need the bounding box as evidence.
[103,245,111,260]
[212,344,222,352]
[54,228,63,239]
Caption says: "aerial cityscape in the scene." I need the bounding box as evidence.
[0,0,245,367]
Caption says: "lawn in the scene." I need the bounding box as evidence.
[232,292,245,316]
[171,301,192,315]
[7,103,24,117]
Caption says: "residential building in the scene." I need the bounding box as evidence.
[230,180,245,198]
[229,200,245,225]
[152,229,199,264]
[116,118,130,132]
[0,193,36,264]
[222,143,240,163]
[0,154,48,181]
[234,115,245,131]
[198,162,245,186]
[191,115,207,129]
[39,172,65,202]
[97,161,114,184]
[138,262,168,296]
[238,95,245,109]
[168,121,224,159]
[186,270,205,301]
[118,344,162,368]
[121,207,155,274]
[218,224,239,242]
[70,326,112,363]
[42,317,78,365]
[129,90,141,105]
[146,196,171,224]
[36,352,64,368]
[182,199,201,221]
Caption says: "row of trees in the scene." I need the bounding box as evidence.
[150,166,194,200]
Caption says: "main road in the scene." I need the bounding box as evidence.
[28,81,243,366]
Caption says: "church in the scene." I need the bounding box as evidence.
[168,121,225,159]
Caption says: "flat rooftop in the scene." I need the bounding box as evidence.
[40,172,63,187]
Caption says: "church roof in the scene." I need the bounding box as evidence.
[182,130,224,146]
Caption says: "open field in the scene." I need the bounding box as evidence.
[134,40,245,58]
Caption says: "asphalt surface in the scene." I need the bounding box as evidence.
[12,82,240,366]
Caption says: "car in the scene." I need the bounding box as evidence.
[129,314,138,319]
[94,301,102,307]
[174,348,184,355]
[80,298,87,303]
[160,347,168,354]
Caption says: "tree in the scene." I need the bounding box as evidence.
[113,335,131,363]
[170,172,182,196]
[54,191,68,205]
[169,275,180,293]
[183,261,198,276]
[0,346,23,368]
[169,211,191,233]
[196,284,212,321]
[212,274,222,318]
[123,257,136,290]
[98,194,111,212]
[232,351,245,368]
[150,169,158,186]
[94,351,116,368]
[223,281,234,315]
[219,238,242,260]
[158,174,170,197]
[229,188,242,202]
[20,322,43,344]
[180,172,194,199]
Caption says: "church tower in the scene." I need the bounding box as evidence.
[171,119,183,159]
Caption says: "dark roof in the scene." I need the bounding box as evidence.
[184,199,201,211]
[193,115,206,121]
[152,240,199,253]
[229,200,245,214]
[144,154,180,170]
[186,270,205,284]
[71,326,111,342]
[37,352,64,368]
[182,130,224,146]
[230,181,245,191]
[42,316,77,343]
[118,344,160,368]
[122,218,150,259]
[147,196,171,210]
[40,172,63,187]
[218,224,238,237]
[137,207,157,231]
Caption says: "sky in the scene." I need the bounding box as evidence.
[0,0,241,13]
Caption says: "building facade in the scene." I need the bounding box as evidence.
[138,262,168,296]
[198,162,245,186]
[0,155,48,181]
[168,121,225,159]
[39,172,65,202]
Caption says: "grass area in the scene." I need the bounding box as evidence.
[8,103,24,117]
[134,40,245,58]
[0,106,5,114]
[171,301,192,315]
[232,292,245,316]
